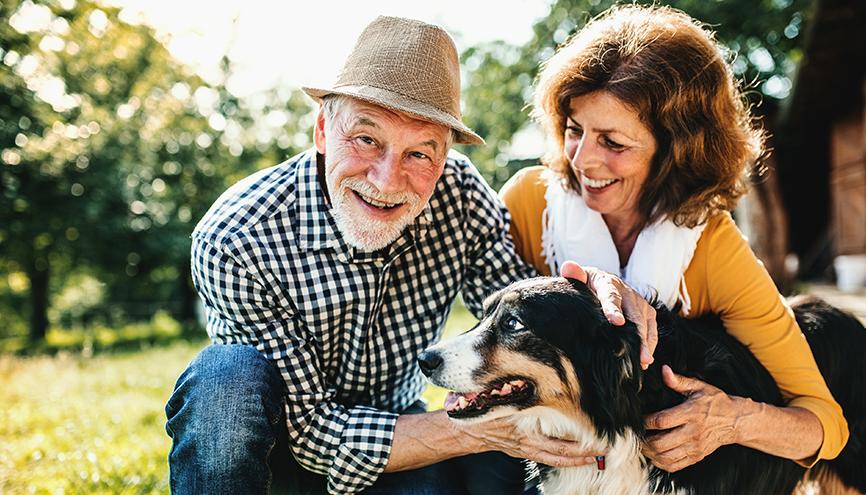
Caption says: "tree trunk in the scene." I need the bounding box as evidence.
[28,255,50,342]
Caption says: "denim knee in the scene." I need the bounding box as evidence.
[166,344,286,494]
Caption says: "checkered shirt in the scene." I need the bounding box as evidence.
[190,149,536,493]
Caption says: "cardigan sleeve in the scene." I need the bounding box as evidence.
[684,212,849,465]
[499,166,552,276]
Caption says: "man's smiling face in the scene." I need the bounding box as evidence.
[315,97,451,251]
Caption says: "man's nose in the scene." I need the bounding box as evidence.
[367,152,405,194]
[417,349,443,377]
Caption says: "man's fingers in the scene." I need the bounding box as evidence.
[559,260,588,283]
[534,452,599,468]
[535,439,605,468]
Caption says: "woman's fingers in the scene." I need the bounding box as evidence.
[560,262,658,369]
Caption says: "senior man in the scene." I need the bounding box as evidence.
[165,15,656,495]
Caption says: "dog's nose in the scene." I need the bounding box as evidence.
[417,350,443,377]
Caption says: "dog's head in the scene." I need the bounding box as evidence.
[418,277,645,441]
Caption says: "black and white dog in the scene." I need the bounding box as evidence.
[418,277,866,494]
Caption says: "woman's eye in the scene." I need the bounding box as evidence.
[357,136,376,146]
[410,151,430,161]
[565,125,583,137]
[503,317,525,332]
[603,136,624,150]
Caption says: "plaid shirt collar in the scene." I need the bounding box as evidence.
[294,149,433,262]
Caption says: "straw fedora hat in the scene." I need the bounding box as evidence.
[302,16,484,145]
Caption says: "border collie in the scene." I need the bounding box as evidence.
[418,277,866,494]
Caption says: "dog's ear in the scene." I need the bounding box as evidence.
[574,320,645,442]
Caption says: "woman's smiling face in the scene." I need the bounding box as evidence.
[564,91,658,226]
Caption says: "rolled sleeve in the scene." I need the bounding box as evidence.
[325,406,398,493]
[788,396,847,467]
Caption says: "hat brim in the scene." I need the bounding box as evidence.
[302,85,485,146]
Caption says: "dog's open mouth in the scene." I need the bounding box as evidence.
[444,377,536,418]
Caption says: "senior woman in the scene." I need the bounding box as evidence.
[501,5,848,471]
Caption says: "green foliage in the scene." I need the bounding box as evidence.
[0,310,199,355]
[0,0,316,341]
[458,0,814,190]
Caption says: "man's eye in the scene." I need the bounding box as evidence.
[410,151,430,161]
[503,316,525,332]
[357,136,376,146]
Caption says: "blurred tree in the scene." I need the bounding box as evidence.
[0,0,314,342]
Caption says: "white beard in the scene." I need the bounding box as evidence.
[330,177,421,252]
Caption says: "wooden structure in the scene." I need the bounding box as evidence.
[774,0,866,276]
[830,92,866,256]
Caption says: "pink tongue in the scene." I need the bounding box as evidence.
[444,391,479,411]
[444,392,459,411]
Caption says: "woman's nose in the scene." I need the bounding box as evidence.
[570,136,601,173]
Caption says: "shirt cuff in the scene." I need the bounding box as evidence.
[789,396,850,467]
[326,406,398,494]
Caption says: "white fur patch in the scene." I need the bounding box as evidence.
[511,407,660,495]
[423,322,488,392]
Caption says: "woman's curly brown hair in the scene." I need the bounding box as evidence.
[532,4,765,228]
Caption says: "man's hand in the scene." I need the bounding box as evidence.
[642,365,742,472]
[460,416,604,468]
[560,261,658,369]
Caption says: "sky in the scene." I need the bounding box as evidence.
[107,0,552,97]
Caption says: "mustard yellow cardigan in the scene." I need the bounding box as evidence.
[500,166,848,465]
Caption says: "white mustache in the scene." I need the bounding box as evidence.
[340,177,420,206]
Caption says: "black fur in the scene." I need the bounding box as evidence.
[516,277,866,494]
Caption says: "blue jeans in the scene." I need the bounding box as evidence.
[165,344,529,494]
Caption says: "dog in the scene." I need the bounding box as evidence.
[417,277,866,494]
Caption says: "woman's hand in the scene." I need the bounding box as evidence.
[560,261,658,369]
[642,365,746,471]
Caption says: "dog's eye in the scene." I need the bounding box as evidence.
[503,316,525,332]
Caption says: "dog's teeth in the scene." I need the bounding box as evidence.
[500,383,512,395]
[511,379,525,388]
[490,389,500,396]
[457,396,468,409]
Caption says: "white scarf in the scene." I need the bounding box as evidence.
[540,171,706,314]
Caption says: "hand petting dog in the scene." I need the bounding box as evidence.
[560,261,658,370]
[458,416,604,468]
[641,365,740,472]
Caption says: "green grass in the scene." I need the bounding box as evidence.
[0,300,477,493]
[0,340,206,494]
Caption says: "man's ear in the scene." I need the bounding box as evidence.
[314,109,327,155]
